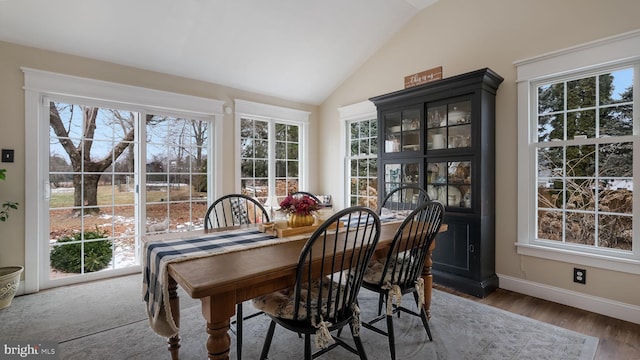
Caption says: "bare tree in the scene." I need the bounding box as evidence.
[49,102,134,214]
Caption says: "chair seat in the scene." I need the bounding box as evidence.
[253,279,350,322]
[363,254,416,286]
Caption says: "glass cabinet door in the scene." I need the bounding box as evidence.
[427,100,471,150]
[384,108,421,153]
[384,161,420,193]
[426,160,472,208]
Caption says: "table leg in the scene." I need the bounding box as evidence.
[167,276,181,360]
[201,292,236,360]
[421,241,436,319]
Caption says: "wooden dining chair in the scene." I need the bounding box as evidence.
[361,201,445,360]
[252,206,381,360]
[203,193,270,360]
[379,185,430,215]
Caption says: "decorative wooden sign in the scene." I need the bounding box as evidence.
[404,66,443,88]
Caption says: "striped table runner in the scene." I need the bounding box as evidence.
[142,227,279,337]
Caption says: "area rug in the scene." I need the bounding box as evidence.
[0,274,598,359]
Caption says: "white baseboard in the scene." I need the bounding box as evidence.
[497,273,640,325]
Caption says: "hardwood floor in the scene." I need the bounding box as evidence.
[435,285,640,359]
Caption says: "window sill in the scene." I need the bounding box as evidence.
[515,243,640,275]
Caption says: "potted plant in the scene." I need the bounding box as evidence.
[0,168,22,309]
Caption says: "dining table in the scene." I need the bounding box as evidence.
[143,218,447,360]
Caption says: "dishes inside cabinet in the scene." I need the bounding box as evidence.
[390,125,401,132]
[448,107,467,125]
[402,144,420,151]
[447,186,462,207]
[402,119,419,130]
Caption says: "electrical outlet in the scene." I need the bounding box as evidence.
[573,268,586,284]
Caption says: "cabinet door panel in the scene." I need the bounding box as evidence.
[426,160,472,209]
[383,108,421,153]
[432,221,471,272]
[383,161,421,193]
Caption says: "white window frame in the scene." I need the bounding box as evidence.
[22,68,224,292]
[233,99,310,205]
[338,100,377,208]
[515,30,640,275]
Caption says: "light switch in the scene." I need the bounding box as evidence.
[2,149,14,163]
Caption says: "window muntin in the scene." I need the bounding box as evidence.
[534,67,634,253]
[347,118,378,208]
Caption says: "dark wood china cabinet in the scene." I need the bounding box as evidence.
[370,68,503,297]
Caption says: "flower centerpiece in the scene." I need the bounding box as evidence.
[279,194,319,228]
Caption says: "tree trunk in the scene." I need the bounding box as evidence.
[73,173,101,215]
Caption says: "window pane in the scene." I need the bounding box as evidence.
[241,159,253,177]
[369,137,378,155]
[241,138,254,158]
[538,83,564,114]
[350,159,357,176]
[275,160,286,177]
[255,159,268,177]
[598,214,632,250]
[287,143,298,159]
[567,110,595,139]
[567,77,596,110]
[538,187,563,209]
[359,121,369,137]
[600,105,633,137]
[599,188,632,214]
[240,118,252,138]
[350,122,358,138]
[537,210,563,241]
[538,114,564,142]
[566,145,595,177]
[275,141,286,158]
[255,121,268,139]
[287,161,298,177]
[566,179,595,211]
[599,68,633,105]
[287,125,299,142]
[537,147,564,177]
[599,142,632,177]
[254,139,268,158]
[565,211,595,245]
[275,123,286,141]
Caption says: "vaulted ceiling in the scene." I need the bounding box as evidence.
[0,0,440,105]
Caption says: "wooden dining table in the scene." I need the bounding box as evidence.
[150,220,447,360]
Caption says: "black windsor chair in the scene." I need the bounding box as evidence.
[361,201,445,360]
[379,185,430,216]
[252,206,381,360]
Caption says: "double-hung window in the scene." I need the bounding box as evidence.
[339,101,378,209]
[516,30,640,273]
[234,100,310,205]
